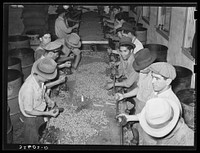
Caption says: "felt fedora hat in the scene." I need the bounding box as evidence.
[65,33,81,48]
[119,36,136,49]
[32,57,57,80]
[132,48,157,71]
[138,97,180,138]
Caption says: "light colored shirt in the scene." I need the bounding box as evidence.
[55,15,71,39]
[132,37,144,54]
[136,70,154,103]
[153,87,183,115]
[18,73,47,117]
[118,53,139,87]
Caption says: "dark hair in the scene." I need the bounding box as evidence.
[123,29,136,36]
[115,12,128,22]
[38,30,52,38]
[111,5,122,11]
[119,44,135,50]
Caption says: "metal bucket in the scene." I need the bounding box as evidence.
[176,88,196,130]
[8,69,22,116]
[9,48,35,81]
[171,66,193,94]
[134,27,147,45]
[8,57,22,72]
[8,35,30,50]
[144,44,168,62]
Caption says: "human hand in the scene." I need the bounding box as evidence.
[116,113,130,122]
[115,93,124,101]
[104,82,113,90]
[107,48,112,54]
[64,61,72,68]
[49,108,59,117]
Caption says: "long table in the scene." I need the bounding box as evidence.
[79,11,108,46]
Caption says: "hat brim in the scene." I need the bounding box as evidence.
[138,98,180,138]
[120,42,135,49]
[44,46,63,53]
[133,50,157,71]
[32,59,57,80]
[65,35,81,48]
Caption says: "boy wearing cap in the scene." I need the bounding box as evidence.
[53,33,82,70]
[105,36,139,90]
[18,57,60,144]
[117,97,194,146]
[55,11,79,39]
[120,22,143,54]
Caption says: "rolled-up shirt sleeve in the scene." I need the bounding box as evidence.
[122,70,139,88]
[21,88,34,112]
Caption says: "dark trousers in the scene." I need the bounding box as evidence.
[24,116,45,144]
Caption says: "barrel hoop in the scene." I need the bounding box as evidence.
[22,63,33,69]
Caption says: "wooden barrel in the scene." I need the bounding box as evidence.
[134,27,147,45]
[144,44,168,62]
[8,57,22,72]
[171,66,193,94]
[25,30,41,46]
[8,35,30,50]
[9,48,35,81]
[176,88,196,131]
[7,126,13,144]
[7,106,12,133]
[8,69,22,116]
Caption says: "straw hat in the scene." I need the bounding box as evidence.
[32,57,57,80]
[65,33,81,48]
[44,41,63,53]
[138,97,180,138]
[132,48,157,71]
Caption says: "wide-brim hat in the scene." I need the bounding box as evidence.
[138,98,180,138]
[44,41,63,53]
[32,57,57,80]
[65,33,81,48]
[133,48,157,71]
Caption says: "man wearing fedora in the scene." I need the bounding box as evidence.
[55,11,79,39]
[120,22,144,54]
[53,33,82,71]
[117,97,194,145]
[18,57,60,144]
[105,36,139,90]
[107,22,144,57]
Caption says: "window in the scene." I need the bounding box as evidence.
[182,7,196,62]
[156,7,172,40]
[142,6,150,24]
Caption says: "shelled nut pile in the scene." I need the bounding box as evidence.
[48,105,109,144]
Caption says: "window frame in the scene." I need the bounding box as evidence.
[142,6,150,24]
[156,6,172,40]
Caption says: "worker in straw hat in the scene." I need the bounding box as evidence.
[53,33,82,71]
[116,97,194,145]
[18,57,60,144]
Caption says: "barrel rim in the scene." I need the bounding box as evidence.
[9,35,30,42]
[8,69,22,82]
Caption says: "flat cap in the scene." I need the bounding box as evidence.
[149,62,176,80]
